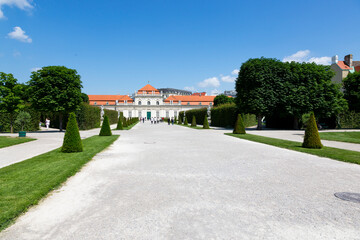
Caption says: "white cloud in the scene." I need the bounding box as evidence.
[0,0,33,19]
[184,86,195,92]
[31,67,41,72]
[210,89,220,96]
[283,50,331,65]
[8,26,32,43]
[198,77,220,88]
[231,69,239,75]
[220,75,235,83]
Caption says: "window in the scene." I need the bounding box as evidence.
[170,100,173,104]
[210,102,212,106]
[147,101,151,105]
[138,101,142,105]
[94,102,97,105]
[156,101,159,105]
[199,102,202,105]
[124,100,127,104]
[187,102,190,105]
[106,102,109,105]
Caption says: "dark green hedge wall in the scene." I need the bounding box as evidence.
[210,103,256,128]
[104,109,118,124]
[0,106,40,132]
[182,108,208,125]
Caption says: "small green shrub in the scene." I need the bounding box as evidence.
[184,116,188,125]
[302,112,322,149]
[99,116,112,136]
[116,115,123,130]
[233,114,246,134]
[178,115,183,124]
[14,111,31,131]
[61,112,83,152]
[203,115,210,129]
[191,115,197,127]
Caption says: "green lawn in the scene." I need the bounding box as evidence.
[178,124,211,130]
[0,135,119,231]
[226,133,360,165]
[113,121,139,131]
[318,132,360,144]
[0,136,35,149]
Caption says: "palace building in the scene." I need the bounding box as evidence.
[88,84,216,119]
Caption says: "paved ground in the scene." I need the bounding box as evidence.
[1,122,360,239]
[0,125,116,169]
[247,129,360,152]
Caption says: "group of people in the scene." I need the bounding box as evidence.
[139,117,175,125]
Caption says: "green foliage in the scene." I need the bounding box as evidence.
[104,109,118,124]
[233,114,246,134]
[203,115,210,129]
[76,103,101,130]
[99,115,112,136]
[27,66,83,130]
[116,115,123,130]
[184,116,188,125]
[0,106,40,133]
[182,108,207,125]
[338,111,360,128]
[0,136,35,149]
[191,115,197,127]
[61,113,83,153]
[210,103,256,128]
[81,93,89,103]
[213,94,234,106]
[178,115,183,124]
[302,112,323,149]
[123,117,128,127]
[343,71,360,112]
[0,73,26,133]
[14,111,31,131]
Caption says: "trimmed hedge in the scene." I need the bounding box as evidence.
[191,115,197,127]
[302,112,322,149]
[233,114,246,134]
[210,103,256,128]
[339,111,360,129]
[0,106,40,132]
[76,103,101,130]
[104,109,118,124]
[203,115,209,129]
[99,116,112,136]
[61,112,83,153]
[180,108,207,125]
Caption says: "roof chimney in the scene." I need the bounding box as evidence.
[344,54,353,67]
[332,55,338,64]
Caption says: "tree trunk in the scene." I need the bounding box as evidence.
[59,113,63,131]
[293,116,299,130]
[257,115,263,130]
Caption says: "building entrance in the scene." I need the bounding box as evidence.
[147,111,151,119]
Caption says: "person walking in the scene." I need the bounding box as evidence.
[171,118,174,125]
[45,118,50,130]
[168,118,170,125]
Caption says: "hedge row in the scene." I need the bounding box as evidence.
[210,103,256,128]
[0,106,40,132]
[339,111,360,128]
[179,108,208,125]
[104,109,118,124]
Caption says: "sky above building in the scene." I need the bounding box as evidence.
[1,0,359,95]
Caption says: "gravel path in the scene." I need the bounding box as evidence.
[1,122,360,239]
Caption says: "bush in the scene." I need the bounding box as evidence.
[302,112,322,149]
[203,115,209,129]
[191,115,197,127]
[178,115,183,124]
[338,111,360,128]
[183,108,207,125]
[61,112,83,153]
[76,103,101,130]
[184,116,188,125]
[233,114,246,134]
[210,103,256,128]
[104,109,118,124]
[116,115,123,130]
[0,106,40,132]
[99,115,112,136]
[14,111,31,131]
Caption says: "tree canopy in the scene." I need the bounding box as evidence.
[343,71,360,112]
[213,94,234,106]
[27,66,83,131]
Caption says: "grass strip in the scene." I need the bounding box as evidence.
[113,121,139,131]
[319,132,360,144]
[0,136,35,149]
[225,133,360,165]
[0,135,119,231]
[177,124,211,130]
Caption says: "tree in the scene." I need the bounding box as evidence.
[233,114,246,134]
[99,115,112,136]
[343,71,360,112]
[236,58,289,129]
[61,112,83,153]
[302,112,322,149]
[213,94,234,106]
[15,111,31,131]
[203,115,210,129]
[0,72,25,133]
[178,115,182,124]
[27,66,83,131]
[191,115,196,127]
[116,115,123,130]
[81,93,89,103]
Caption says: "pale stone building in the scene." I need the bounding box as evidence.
[331,54,360,84]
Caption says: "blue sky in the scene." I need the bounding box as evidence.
[1,0,359,95]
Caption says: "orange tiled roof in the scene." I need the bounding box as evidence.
[164,95,215,105]
[88,95,133,102]
[138,84,159,92]
[337,61,353,70]
[355,66,360,72]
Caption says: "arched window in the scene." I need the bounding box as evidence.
[147,101,151,105]
[138,101,142,105]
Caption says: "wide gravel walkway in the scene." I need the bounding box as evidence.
[1,122,360,239]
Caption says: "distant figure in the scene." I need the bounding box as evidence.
[45,118,50,130]
[39,121,42,129]
[168,118,170,125]
[151,117,153,124]
[142,118,144,123]
[171,118,174,125]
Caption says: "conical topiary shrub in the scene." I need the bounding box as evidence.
[123,117,128,127]
[61,112,83,153]
[99,115,112,136]
[203,115,210,129]
[302,112,322,149]
[233,114,246,134]
[116,115,123,130]
[191,115,196,127]
[184,116,188,125]
[178,116,182,124]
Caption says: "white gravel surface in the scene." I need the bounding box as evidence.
[1,122,360,239]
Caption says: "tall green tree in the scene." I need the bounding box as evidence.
[27,66,83,131]
[0,73,25,133]
[235,58,289,129]
[343,71,360,112]
[213,94,234,106]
